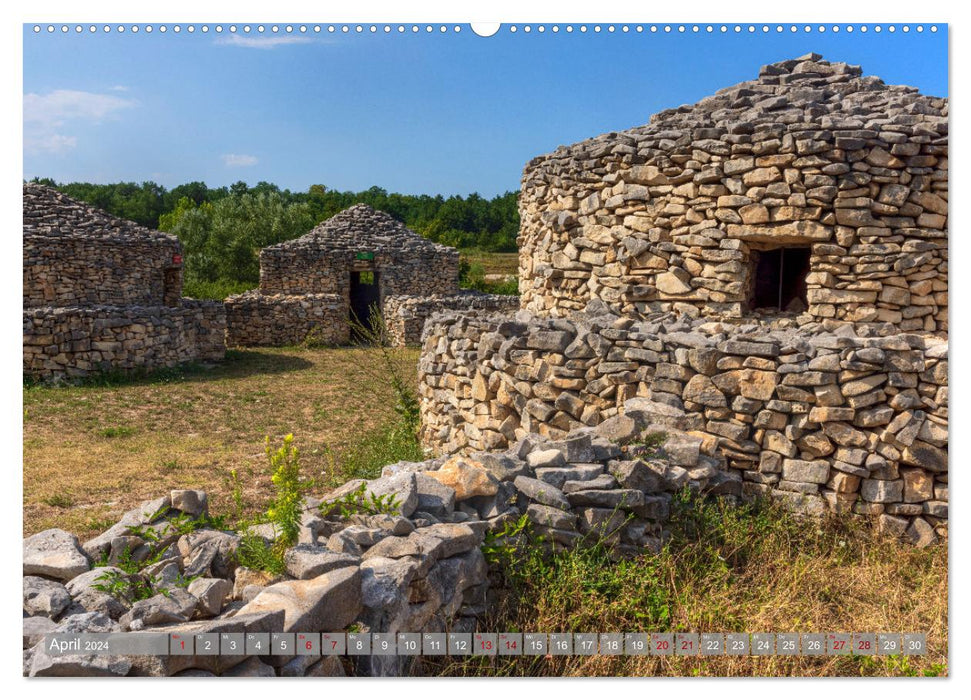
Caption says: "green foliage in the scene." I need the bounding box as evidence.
[236,532,287,576]
[459,260,519,295]
[34,179,522,303]
[234,434,313,574]
[42,493,75,508]
[321,482,402,518]
[265,434,312,551]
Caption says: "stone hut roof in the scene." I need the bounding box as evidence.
[526,53,947,174]
[23,183,178,246]
[268,203,451,255]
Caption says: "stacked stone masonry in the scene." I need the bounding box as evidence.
[383,293,521,347]
[225,292,349,347]
[23,184,226,381]
[24,415,682,676]
[517,54,947,331]
[418,308,947,540]
[226,204,516,347]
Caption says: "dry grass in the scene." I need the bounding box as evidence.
[422,496,948,678]
[461,251,519,277]
[23,346,419,539]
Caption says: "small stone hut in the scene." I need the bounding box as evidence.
[23,184,226,380]
[518,53,948,332]
[226,204,517,347]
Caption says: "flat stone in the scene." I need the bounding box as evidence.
[414,473,457,516]
[24,529,91,581]
[608,460,662,493]
[513,476,571,510]
[170,489,208,517]
[525,504,577,530]
[526,448,567,469]
[562,473,617,493]
[566,489,645,510]
[364,473,419,518]
[860,479,903,504]
[120,589,197,630]
[284,545,360,579]
[29,612,130,677]
[236,566,362,633]
[781,459,830,484]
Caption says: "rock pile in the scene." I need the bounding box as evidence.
[418,306,947,542]
[22,419,683,677]
[517,54,947,331]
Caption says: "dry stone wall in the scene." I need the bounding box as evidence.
[384,293,521,347]
[23,184,226,381]
[418,308,947,541]
[24,184,184,308]
[23,418,680,676]
[24,300,226,381]
[518,54,947,331]
[225,292,350,347]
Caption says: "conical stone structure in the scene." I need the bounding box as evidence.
[517,54,948,332]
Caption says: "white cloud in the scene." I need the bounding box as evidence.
[23,89,136,155]
[110,85,130,92]
[221,153,259,167]
[215,34,312,49]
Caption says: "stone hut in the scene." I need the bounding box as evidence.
[225,204,517,347]
[23,184,226,381]
[518,53,948,332]
[417,56,948,539]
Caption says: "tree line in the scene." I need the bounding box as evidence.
[29,178,520,299]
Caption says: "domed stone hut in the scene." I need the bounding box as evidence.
[23,183,226,380]
[518,53,948,332]
[225,204,517,347]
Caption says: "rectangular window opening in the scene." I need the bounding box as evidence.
[749,247,810,312]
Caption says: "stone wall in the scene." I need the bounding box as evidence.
[225,292,350,347]
[517,54,947,332]
[23,184,226,381]
[24,238,184,309]
[384,293,521,347]
[24,184,184,309]
[23,300,226,382]
[23,418,678,676]
[418,308,947,540]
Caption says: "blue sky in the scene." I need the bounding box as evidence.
[23,24,948,197]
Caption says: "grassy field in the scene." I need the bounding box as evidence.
[424,495,948,677]
[460,251,519,277]
[23,346,420,539]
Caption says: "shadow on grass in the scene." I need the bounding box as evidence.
[24,348,317,390]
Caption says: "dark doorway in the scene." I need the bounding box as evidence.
[350,270,381,335]
[162,267,182,307]
[750,247,810,311]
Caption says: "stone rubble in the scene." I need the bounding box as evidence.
[22,417,686,677]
